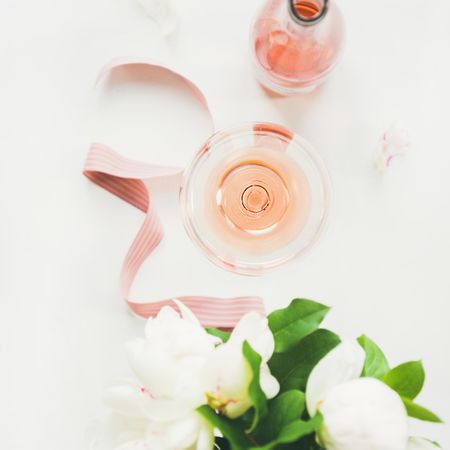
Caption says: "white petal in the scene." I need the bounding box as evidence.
[155,305,179,322]
[306,340,365,416]
[116,440,151,450]
[144,306,216,357]
[318,378,408,450]
[229,312,275,362]
[144,307,178,341]
[157,413,199,449]
[204,343,251,397]
[144,412,213,450]
[104,382,189,422]
[195,417,215,450]
[229,312,264,338]
[260,365,280,399]
[104,383,147,419]
[87,413,148,450]
[203,342,252,418]
[126,339,178,396]
[408,437,441,450]
[225,397,252,420]
[173,299,201,326]
[374,121,411,170]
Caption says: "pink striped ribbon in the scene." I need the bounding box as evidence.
[83,58,265,328]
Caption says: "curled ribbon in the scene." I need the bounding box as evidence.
[83,58,265,328]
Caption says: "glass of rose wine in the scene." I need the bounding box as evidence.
[180,123,331,275]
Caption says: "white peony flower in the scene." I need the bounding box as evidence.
[306,340,409,450]
[306,340,366,417]
[203,312,279,419]
[125,301,219,418]
[407,437,442,450]
[91,301,217,450]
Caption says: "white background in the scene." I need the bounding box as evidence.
[1,0,449,448]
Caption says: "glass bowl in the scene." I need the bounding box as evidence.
[180,122,331,275]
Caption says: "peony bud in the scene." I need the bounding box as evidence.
[203,312,279,418]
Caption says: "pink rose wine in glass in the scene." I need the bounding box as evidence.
[180,123,331,275]
[250,0,345,95]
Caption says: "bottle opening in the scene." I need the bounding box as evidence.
[290,0,328,23]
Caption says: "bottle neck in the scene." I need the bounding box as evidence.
[288,0,329,26]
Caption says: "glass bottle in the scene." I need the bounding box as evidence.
[250,0,345,95]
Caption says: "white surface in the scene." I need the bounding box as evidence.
[0,0,449,448]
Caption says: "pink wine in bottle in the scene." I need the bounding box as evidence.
[250,0,345,95]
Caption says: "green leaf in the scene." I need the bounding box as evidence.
[269,329,341,392]
[357,335,390,379]
[255,390,306,443]
[240,409,256,431]
[197,406,250,450]
[402,397,443,423]
[268,299,331,353]
[243,341,268,432]
[383,361,425,399]
[251,414,323,450]
[206,327,231,343]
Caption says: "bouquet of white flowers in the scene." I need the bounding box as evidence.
[89,299,442,450]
